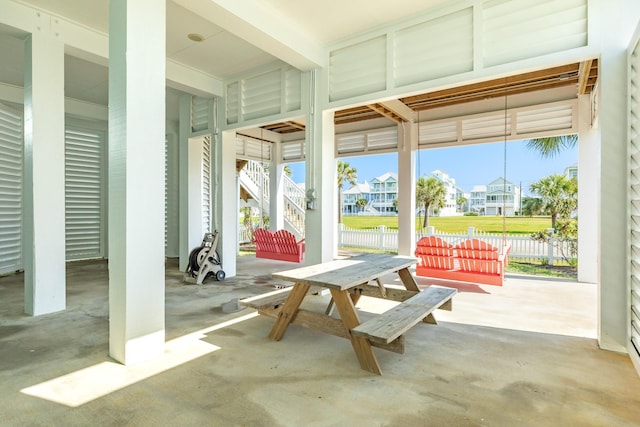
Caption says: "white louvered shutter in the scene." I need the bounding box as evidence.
[65,127,104,260]
[165,136,169,251]
[0,102,23,274]
[629,34,640,359]
[202,135,211,233]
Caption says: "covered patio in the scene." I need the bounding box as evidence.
[1,255,638,426]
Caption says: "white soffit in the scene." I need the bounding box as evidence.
[172,0,325,70]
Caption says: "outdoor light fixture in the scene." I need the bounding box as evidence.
[187,33,204,42]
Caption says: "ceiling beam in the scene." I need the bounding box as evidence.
[166,59,224,98]
[173,0,325,71]
[367,103,403,124]
[285,121,306,130]
[238,127,282,143]
[379,100,415,123]
[401,64,581,105]
[577,59,594,95]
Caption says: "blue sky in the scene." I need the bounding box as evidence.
[288,139,577,196]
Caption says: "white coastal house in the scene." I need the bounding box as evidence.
[565,164,578,180]
[469,185,487,214]
[342,181,371,214]
[344,170,464,217]
[370,172,398,214]
[342,172,399,216]
[484,178,521,216]
[429,169,459,216]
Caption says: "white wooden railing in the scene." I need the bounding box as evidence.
[338,224,576,265]
[283,174,305,236]
[239,160,270,207]
[238,161,305,238]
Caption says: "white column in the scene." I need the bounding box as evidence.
[220,130,238,277]
[397,121,417,257]
[597,0,640,352]
[305,70,335,264]
[577,94,599,284]
[108,0,166,365]
[164,123,180,259]
[23,29,66,316]
[269,142,285,231]
[187,135,206,247]
[178,94,191,271]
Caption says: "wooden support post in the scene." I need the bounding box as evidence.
[330,289,382,375]
[268,283,310,341]
[398,267,420,292]
[375,278,387,298]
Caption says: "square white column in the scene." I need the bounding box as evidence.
[577,94,598,284]
[269,142,285,231]
[397,122,416,256]
[597,0,640,353]
[305,70,335,264]
[220,130,238,277]
[108,0,166,364]
[23,30,66,316]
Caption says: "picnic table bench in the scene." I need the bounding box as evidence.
[240,253,456,375]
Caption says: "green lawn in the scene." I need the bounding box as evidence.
[342,215,551,235]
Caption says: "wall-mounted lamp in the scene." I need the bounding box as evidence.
[306,189,316,210]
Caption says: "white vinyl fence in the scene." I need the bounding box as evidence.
[338,224,576,265]
[239,224,576,265]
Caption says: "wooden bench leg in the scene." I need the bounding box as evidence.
[330,289,382,375]
[398,267,420,292]
[268,283,310,341]
[325,292,361,316]
[423,313,437,324]
[324,298,334,315]
[375,278,387,298]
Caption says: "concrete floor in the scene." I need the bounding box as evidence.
[1,254,640,426]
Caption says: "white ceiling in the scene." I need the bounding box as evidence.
[0,0,454,119]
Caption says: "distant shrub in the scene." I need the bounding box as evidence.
[464,212,478,216]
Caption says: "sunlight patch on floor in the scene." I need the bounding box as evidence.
[20,312,259,407]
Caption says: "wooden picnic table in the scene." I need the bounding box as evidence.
[241,253,456,375]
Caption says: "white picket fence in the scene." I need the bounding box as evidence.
[240,223,576,265]
[338,224,576,265]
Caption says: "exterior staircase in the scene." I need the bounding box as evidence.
[238,160,305,238]
[363,201,380,215]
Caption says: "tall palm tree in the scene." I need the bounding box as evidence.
[416,176,446,228]
[526,134,578,158]
[529,174,577,229]
[337,160,357,223]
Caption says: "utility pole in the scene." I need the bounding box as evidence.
[519,180,523,216]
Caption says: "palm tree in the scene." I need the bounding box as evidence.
[456,196,467,213]
[355,198,368,213]
[416,176,446,228]
[521,197,544,217]
[526,134,578,158]
[337,160,357,223]
[529,174,577,229]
